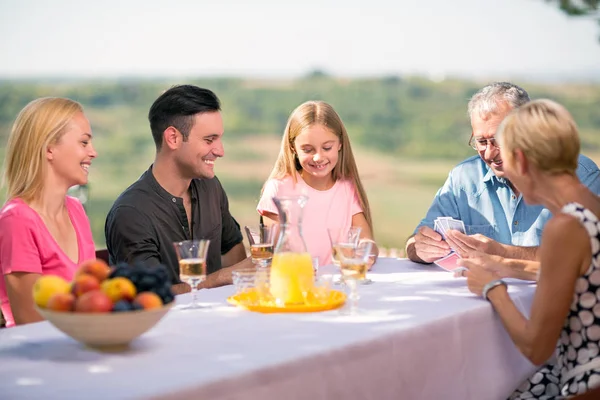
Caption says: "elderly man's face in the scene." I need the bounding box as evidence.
[470,103,513,178]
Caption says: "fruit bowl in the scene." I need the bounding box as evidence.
[35,302,174,349]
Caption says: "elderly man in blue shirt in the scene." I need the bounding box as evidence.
[406,82,600,266]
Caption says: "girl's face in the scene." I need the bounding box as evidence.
[293,124,341,183]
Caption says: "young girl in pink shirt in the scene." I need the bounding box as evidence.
[0,98,97,327]
[257,101,377,267]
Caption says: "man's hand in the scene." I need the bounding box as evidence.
[445,230,507,258]
[171,282,192,295]
[197,257,254,290]
[410,226,452,263]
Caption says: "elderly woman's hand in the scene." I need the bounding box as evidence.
[457,256,503,297]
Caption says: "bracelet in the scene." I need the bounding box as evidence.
[482,279,507,301]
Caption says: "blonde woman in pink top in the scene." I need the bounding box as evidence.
[0,98,97,327]
[257,101,378,267]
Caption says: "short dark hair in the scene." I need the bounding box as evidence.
[148,85,221,149]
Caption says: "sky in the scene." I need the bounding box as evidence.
[0,0,599,81]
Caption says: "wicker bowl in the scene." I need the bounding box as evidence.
[35,303,174,348]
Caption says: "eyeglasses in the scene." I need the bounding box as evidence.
[468,135,500,151]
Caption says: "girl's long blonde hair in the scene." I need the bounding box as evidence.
[267,100,373,231]
[2,97,83,203]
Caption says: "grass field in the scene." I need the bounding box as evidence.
[5,134,600,255]
[82,135,458,253]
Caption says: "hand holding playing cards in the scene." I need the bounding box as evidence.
[413,226,452,263]
[445,230,506,258]
[461,261,501,297]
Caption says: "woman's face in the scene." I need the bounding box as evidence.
[47,111,97,187]
[500,146,537,204]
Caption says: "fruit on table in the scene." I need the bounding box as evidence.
[76,259,111,282]
[33,275,71,308]
[46,292,76,312]
[101,277,137,303]
[133,292,163,310]
[109,263,175,305]
[33,259,175,314]
[74,290,113,313]
[71,273,101,297]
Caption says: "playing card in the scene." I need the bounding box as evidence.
[440,219,451,239]
[447,219,466,234]
[434,252,465,272]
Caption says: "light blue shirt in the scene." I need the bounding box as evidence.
[414,154,600,246]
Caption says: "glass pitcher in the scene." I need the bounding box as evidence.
[270,195,315,306]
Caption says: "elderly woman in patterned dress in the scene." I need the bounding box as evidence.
[454,99,600,399]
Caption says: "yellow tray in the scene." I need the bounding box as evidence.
[227,288,346,313]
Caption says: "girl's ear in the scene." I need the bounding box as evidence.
[338,142,342,152]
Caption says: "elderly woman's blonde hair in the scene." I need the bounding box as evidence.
[497,99,580,176]
[2,97,83,203]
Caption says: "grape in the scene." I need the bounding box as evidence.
[112,300,133,312]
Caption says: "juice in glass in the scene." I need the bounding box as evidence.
[270,252,314,305]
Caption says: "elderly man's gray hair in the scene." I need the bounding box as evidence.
[467,82,530,120]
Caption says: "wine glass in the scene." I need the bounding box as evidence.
[173,239,210,310]
[327,227,361,267]
[335,240,372,315]
[327,227,362,284]
[244,225,277,269]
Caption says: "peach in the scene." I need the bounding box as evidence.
[76,259,111,282]
[133,292,163,310]
[74,290,113,313]
[32,275,71,308]
[46,293,75,312]
[101,277,137,303]
[72,273,101,297]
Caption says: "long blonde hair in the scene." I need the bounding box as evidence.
[2,97,83,203]
[267,101,373,230]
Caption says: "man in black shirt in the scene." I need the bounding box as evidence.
[105,85,250,292]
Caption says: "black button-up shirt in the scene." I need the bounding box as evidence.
[104,166,243,283]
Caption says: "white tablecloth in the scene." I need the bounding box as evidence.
[0,258,537,400]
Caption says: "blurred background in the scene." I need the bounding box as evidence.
[1,0,599,255]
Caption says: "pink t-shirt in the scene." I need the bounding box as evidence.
[0,196,96,327]
[257,174,363,266]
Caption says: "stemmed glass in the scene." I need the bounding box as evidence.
[328,227,362,284]
[327,227,362,267]
[244,225,277,269]
[173,239,210,310]
[335,240,373,315]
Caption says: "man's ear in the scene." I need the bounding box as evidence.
[163,126,181,150]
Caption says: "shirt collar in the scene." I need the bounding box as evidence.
[481,163,510,186]
[144,165,198,202]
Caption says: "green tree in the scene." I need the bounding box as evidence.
[547,0,600,40]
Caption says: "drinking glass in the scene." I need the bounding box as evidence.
[173,239,210,310]
[327,227,362,267]
[244,225,277,268]
[335,240,373,315]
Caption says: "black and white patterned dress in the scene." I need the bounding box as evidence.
[510,203,600,399]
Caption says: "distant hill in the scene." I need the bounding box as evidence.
[1,76,599,248]
[1,76,599,161]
